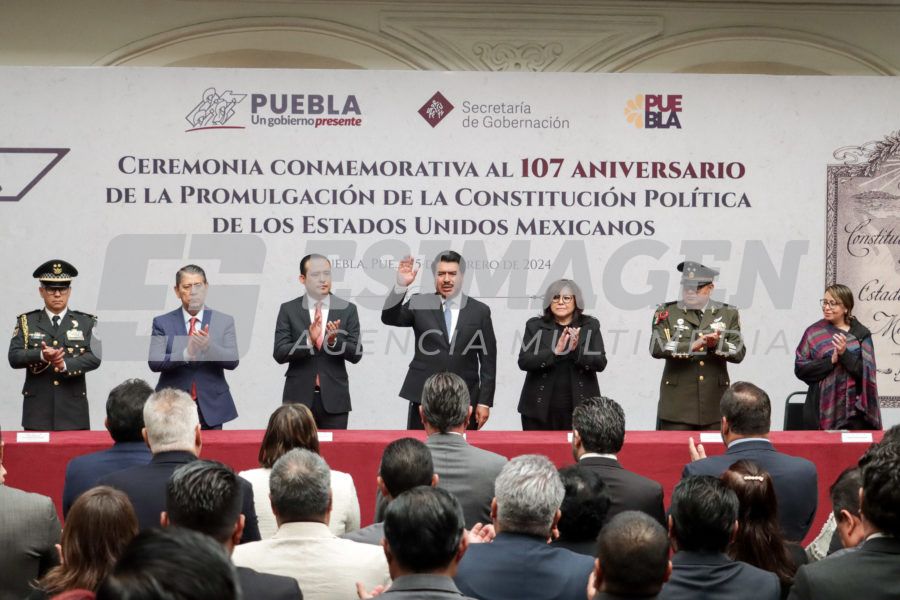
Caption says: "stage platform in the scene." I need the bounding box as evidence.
[0,430,882,544]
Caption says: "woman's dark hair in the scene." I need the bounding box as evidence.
[37,486,138,594]
[721,460,797,586]
[556,465,611,542]
[540,279,585,324]
[258,404,320,468]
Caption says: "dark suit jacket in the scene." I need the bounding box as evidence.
[0,485,61,600]
[381,574,477,599]
[273,294,362,414]
[8,309,101,430]
[579,455,666,525]
[148,307,239,427]
[382,290,496,407]
[788,537,900,600]
[341,521,383,546]
[660,551,780,600]
[455,532,595,600]
[99,450,260,543]
[682,439,818,541]
[237,565,302,599]
[517,315,607,421]
[62,440,151,515]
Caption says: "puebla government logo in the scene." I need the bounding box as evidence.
[625,93,683,129]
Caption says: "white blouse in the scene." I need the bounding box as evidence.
[240,467,361,538]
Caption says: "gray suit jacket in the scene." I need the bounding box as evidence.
[341,522,384,546]
[0,485,61,600]
[380,574,477,599]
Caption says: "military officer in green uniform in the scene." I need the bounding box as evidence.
[650,261,745,430]
[7,260,101,430]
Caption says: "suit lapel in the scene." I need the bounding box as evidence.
[173,309,188,336]
[432,293,450,344]
[298,296,312,328]
[34,311,56,338]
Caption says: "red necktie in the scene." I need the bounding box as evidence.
[188,317,198,401]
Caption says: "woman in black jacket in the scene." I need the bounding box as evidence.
[517,279,607,430]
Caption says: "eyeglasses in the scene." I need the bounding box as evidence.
[552,295,574,304]
[820,299,843,308]
[42,287,70,296]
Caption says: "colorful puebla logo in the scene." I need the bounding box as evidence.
[624,94,683,129]
[419,92,454,128]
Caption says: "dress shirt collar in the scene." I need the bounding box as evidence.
[580,452,618,461]
[182,307,205,326]
[45,307,68,322]
[388,574,464,594]
[307,294,330,309]
[273,520,334,539]
[727,437,770,449]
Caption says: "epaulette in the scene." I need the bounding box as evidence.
[20,309,41,318]
[71,310,98,321]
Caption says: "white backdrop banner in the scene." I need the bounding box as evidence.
[1,67,898,430]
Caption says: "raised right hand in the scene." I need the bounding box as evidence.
[396,255,419,287]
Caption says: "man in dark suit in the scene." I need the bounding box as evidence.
[274,254,362,429]
[62,378,153,515]
[660,476,780,600]
[455,455,595,600]
[0,425,61,600]
[572,396,665,525]
[589,511,671,600]
[148,264,239,430]
[361,487,476,599]
[99,388,260,543]
[382,251,496,430]
[683,381,818,541]
[163,460,301,600]
[344,438,436,546]
[8,259,101,431]
[788,440,900,600]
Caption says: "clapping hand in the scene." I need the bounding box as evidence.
[566,326,580,352]
[356,582,388,599]
[554,329,571,355]
[688,437,707,461]
[309,310,323,346]
[187,325,210,359]
[396,255,419,287]
[831,333,847,364]
[41,341,65,369]
[325,319,341,347]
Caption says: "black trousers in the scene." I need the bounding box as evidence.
[310,388,349,430]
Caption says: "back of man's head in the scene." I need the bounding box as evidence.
[597,511,670,596]
[669,475,738,553]
[143,388,199,453]
[383,486,465,574]
[557,465,611,543]
[380,438,434,499]
[494,454,564,538]
[96,527,238,600]
[859,441,900,537]
[106,379,154,443]
[572,396,625,454]
[165,460,242,545]
[421,372,470,433]
[720,382,771,435]
[830,466,862,520]
[270,448,331,524]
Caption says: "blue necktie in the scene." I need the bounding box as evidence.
[444,302,453,339]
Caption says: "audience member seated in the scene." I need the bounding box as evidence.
[163,460,301,599]
[572,396,665,524]
[359,486,476,599]
[377,372,507,527]
[240,403,360,537]
[552,465,611,555]
[684,381,818,541]
[454,454,594,600]
[343,438,436,546]
[233,448,389,599]
[588,511,671,600]
[828,466,865,557]
[96,527,240,600]
[62,379,153,516]
[0,424,61,600]
[721,460,803,599]
[788,439,900,599]
[99,388,260,542]
[28,487,137,600]
[660,475,780,600]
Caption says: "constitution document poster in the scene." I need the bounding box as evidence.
[1,67,898,429]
